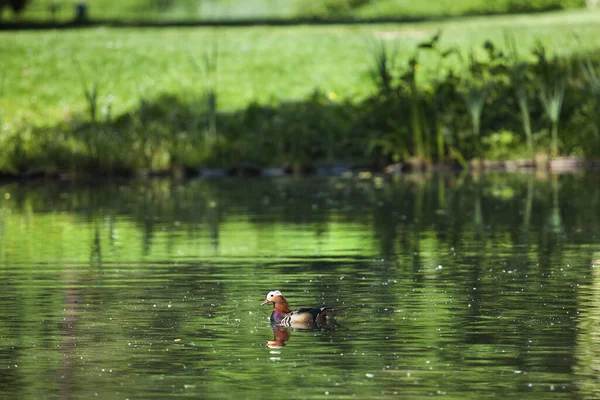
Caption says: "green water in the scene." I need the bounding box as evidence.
[0,173,599,399]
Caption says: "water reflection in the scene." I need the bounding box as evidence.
[267,325,292,348]
[0,172,599,398]
[265,317,344,349]
[58,269,79,400]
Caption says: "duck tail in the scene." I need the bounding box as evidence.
[315,306,349,328]
[324,306,349,317]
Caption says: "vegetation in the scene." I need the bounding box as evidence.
[1,9,600,176]
[0,0,586,23]
[0,0,27,15]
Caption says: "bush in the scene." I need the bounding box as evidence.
[506,0,584,12]
[0,0,28,13]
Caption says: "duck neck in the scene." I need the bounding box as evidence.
[273,299,290,314]
[271,298,290,322]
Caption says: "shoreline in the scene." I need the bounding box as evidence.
[1,157,598,183]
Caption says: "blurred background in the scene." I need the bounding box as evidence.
[0,0,593,23]
[1,1,600,176]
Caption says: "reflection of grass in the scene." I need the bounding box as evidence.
[0,173,598,399]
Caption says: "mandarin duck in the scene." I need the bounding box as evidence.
[261,290,346,329]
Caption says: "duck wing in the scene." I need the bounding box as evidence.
[294,306,328,319]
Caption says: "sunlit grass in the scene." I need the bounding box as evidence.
[2,0,304,21]
[2,0,583,22]
[353,0,583,18]
[1,8,600,130]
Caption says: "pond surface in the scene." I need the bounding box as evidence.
[1,173,600,399]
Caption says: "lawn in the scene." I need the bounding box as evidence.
[2,8,600,129]
[1,0,583,22]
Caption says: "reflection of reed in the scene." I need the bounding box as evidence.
[575,255,600,396]
[473,188,483,240]
[523,173,533,234]
[58,272,79,400]
[548,176,563,234]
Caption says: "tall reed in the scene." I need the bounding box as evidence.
[73,59,100,123]
[533,42,567,158]
[72,59,106,165]
[538,80,565,158]
[404,32,442,164]
[407,59,426,162]
[189,41,219,142]
[135,89,153,169]
[580,58,600,141]
[505,33,534,156]
[460,81,492,156]
[430,43,461,165]
[366,38,397,97]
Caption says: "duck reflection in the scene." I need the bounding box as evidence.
[267,325,291,348]
[266,317,342,348]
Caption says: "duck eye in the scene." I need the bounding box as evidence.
[269,294,274,297]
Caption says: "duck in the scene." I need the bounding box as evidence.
[261,290,346,329]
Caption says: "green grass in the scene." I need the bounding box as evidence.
[1,0,584,22]
[1,0,302,21]
[352,0,583,18]
[1,9,600,174]
[1,8,600,129]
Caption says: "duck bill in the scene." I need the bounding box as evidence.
[261,299,270,305]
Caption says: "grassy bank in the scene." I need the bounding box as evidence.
[1,9,600,176]
[1,0,585,23]
[2,10,600,125]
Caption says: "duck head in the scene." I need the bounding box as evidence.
[261,290,285,305]
[261,290,290,313]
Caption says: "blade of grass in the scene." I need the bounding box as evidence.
[72,58,99,123]
[539,79,565,158]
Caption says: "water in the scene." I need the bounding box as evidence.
[0,173,599,399]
